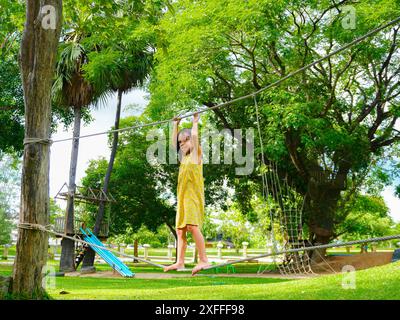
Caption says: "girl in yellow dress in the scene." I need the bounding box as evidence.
[164,113,211,275]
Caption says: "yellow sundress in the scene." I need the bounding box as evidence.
[176,153,205,229]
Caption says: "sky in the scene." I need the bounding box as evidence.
[49,89,148,207]
[48,89,400,223]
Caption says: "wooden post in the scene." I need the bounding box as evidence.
[242,242,249,258]
[167,245,174,261]
[217,242,223,259]
[1,245,10,260]
[133,239,138,263]
[143,244,150,260]
[120,243,126,255]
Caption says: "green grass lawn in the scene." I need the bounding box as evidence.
[1,261,399,300]
[2,245,396,260]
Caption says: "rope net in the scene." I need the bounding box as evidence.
[257,162,315,275]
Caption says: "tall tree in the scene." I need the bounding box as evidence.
[53,37,96,272]
[52,0,114,272]
[80,0,158,271]
[0,0,90,155]
[12,0,62,298]
[148,0,400,261]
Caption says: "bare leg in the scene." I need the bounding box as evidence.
[187,225,211,275]
[164,227,187,272]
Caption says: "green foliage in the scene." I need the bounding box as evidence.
[49,199,64,225]
[146,0,400,243]
[81,115,176,235]
[0,58,24,154]
[201,212,219,241]
[0,1,96,152]
[0,154,20,217]
[0,208,12,245]
[217,205,252,251]
[363,158,399,196]
[339,194,394,240]
[0,0,25,155]
[0,154,20,245]
[391,223,400,246]
[108,224,171,248]
[58,0,162,103]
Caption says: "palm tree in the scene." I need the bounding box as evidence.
[75,0,166,271]
[80,45,153,271]
[54,0,165,272]
[53,33,106,272]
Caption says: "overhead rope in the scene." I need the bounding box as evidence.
[46,16,400,145]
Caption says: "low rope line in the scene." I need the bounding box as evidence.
[24,138,53,146]
[18,223,400,273]
[202,234,400,271]
[18,223,166,269]
[50,16,400,144]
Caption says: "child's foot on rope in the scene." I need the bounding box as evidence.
[192,261,212,276]
[164,263,185,272]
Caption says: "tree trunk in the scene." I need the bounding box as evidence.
[306,180,342,264]
[81,89,123,270]
[60,106,81,272]
[12,0,62,298]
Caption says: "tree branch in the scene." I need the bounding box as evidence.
[371,134,400,151]
[202,101,234,135]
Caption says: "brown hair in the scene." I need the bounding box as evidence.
[177,128,192,154]
[177,128,202,161]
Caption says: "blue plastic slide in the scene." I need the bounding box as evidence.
[80,227,135,277]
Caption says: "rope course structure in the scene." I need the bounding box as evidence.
[19,16,400,274]
[18,223,166,269]
[254,96,336,275]
[17,223,400,272]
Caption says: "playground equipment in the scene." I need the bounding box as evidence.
[54,182,115,269]
[80,228,134,277]
[55,182,116,205]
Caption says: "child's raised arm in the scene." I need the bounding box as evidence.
[171,116,180,151]
[191,113,201,164]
